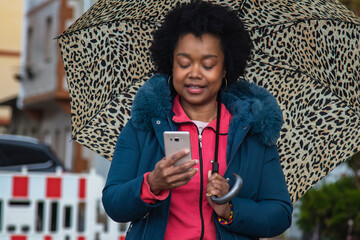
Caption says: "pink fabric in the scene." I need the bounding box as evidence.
[141,95,232,239]
[141,172,169,204]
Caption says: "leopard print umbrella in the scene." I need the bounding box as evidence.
[57,0,360,203]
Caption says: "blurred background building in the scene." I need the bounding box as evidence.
[0,0,111,177]
[0,1,22,134]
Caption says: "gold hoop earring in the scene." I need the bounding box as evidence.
[168,75,172,85]
[224,78,228,91]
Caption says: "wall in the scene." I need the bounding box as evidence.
[0,0,23,125]
[19,0,61,99]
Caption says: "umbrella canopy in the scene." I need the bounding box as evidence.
[57,0,360,203]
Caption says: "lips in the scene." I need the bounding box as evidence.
[185,84,205,94]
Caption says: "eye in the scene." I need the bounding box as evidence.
[202,58,217,70]
[176,57,191,68]
[179,63,190,68]
[203,65,214,70]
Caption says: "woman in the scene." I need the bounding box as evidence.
[102,1,293,239]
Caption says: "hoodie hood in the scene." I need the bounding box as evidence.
[131,74,283,146]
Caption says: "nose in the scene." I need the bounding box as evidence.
[188,63,202,79]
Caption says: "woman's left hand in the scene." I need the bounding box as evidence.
[206,170,232,219]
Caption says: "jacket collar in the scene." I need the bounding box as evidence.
[131,74,283,146]
[172,95,231,134]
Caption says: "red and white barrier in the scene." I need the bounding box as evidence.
[0,168,128,240]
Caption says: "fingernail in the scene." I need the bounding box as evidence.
[195,160,199,165]
[184,149,190,154]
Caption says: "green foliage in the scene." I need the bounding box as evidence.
[346,152,360,189]
[297,177,360,239]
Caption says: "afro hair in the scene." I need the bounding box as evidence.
[149,0,252,85]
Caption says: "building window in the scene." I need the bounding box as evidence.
[26,27,33,66]
[44,17,53,62]
[54,129,62,160]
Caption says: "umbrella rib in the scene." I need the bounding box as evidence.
[249,18,359,33]
[72,72,154,139]
[250,18,360,46]
[58,18,161,39]
[254,49,360,119]
[72,90,128,139]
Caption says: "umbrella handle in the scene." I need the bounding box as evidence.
[210,173,243,205]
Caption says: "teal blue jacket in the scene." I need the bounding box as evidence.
[102,74,293,240]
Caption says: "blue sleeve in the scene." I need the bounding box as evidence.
[102,121,164,222]
[220,146,293,238]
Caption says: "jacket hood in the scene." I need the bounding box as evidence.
[131,74,283,146]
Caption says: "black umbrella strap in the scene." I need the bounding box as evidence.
[212,92,221,174]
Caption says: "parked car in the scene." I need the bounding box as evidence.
[0,134,66,172]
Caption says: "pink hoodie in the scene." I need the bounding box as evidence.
[141,95,232,239]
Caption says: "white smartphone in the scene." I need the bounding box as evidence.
[164,131,192,167]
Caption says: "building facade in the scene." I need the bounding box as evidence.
[0,1,23,133]
[14,0,106,174]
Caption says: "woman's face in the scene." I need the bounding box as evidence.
[172,33,226,109]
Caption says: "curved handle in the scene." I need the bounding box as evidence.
[211,173,243,205]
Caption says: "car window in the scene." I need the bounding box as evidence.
[0,144,50,167]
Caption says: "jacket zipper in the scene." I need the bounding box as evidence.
[168,119,206,239]
[198,130,205,240]
[141,213,150,240]
[226,126,250,175]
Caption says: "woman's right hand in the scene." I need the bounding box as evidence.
[147,149,199,195]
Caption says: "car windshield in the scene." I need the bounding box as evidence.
[0,143,50,167]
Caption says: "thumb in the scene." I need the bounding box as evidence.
[166,149,190,166]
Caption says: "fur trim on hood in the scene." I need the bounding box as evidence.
[131,74,283,146]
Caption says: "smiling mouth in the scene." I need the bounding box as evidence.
[188,85,202,89]
[185,84,205,94]
[186,84,205,89]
